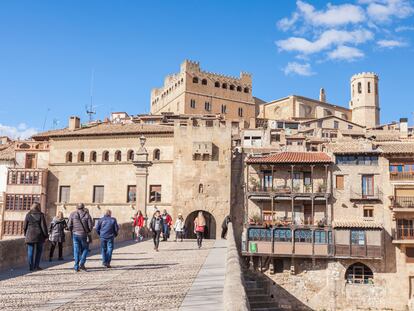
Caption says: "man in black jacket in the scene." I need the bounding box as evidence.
[150,210,164,251]
[24,202,48,271]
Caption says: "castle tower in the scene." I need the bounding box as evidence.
[349,72,380,128]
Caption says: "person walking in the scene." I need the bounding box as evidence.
[24,202,48,271]
[133,211,144,242]
[161,209,172,241]
[96,209,119,268]
[194,211,206,249]
[48,211,68,261]
[67,203,93,272]
[150,210,163,251]
[174,213,185,242]
[221,215,231,239]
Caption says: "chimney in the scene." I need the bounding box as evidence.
[400,117,408,138]
[68,116,81,131]
[319,88,326,102]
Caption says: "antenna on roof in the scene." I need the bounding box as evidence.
[86,68,97,123]
[42,108,51,131]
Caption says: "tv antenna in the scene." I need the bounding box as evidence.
[86,69,97,122]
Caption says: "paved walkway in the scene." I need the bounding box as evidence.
[0,239,219,311]
[179,239,227,311]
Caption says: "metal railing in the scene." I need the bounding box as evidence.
[390,172,414,181]
[392,196,414,208]
[350,186,382,200]
[248,183,329,194]
[395,227,414,240]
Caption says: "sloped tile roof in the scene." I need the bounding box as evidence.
[246,152,332,164]
[0,144,15,161]
[333,220,383,229]
[327,141,380,154]
[378,142,414,154]
[32,123,174,139]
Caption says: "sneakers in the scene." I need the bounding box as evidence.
[80,264,87,271]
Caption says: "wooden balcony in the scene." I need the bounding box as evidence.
[334,244,382,258]
[248,184,330,199]
[390,172,414,181]
[393,227,414,244]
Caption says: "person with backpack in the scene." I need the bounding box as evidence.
[150,210,164,251]
[161,209,172,241]
[194,211,206,249]
[221,215,231,239]
[24,202,48,271]
[174,213,185,242]
[67,203,93,272]
[133,210,145,242]
[48,211,68,261]
[96,209,119,268]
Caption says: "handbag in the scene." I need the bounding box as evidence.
[77,212,93,244]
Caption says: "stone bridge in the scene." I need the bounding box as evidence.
[0,224,249,311]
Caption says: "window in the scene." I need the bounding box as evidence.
[115,150,122,162]
[192,77,198,83]
[149,185,161,202]
[336,155,378,166]
[363,206,374,218]
[201,79,207,85]
[78,151,85,162]
[334,121,339,129]
[244,87,249,93]
[93,186,104,203]
[362,175,374,197]
[261,170,273,190]
[317,120,323,128]
[358,82,362,94]
[222,83,228,89]
[3,221,24,236]
[127,150,134,161]
[287,141,292,145]
[190,99,196,109]
[375,82,378,95]
[236,86,242,92]
[367,82,371,93]
[274,229,292,242]
[198,183,204,193]
[214,81,220,88]
[5,194,40,210]
[348,125,353,130]
[294,230,312,243]
[66,152,73,163]
[229,84,235,90]
[238,107,243,117]
[59,186,71,203]
[303,172,311,187]
[205,101,211,111]
[314,230,331,244]
[221,104,227,114]
[127,185,136,203]
[25,153,37,168]
[153,149,160,160]
[406,248,414,262]
[351,230,365,245]
[270,133,281,143]
[102,151,109,162]
[336,175,344,190]
[90,151,97,162]
[345,263,373,284]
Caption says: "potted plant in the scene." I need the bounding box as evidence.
[249,177,259,191]
[318,182,327,193]
[304,184,312,193]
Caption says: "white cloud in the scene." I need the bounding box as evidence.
[395,25,414,32]
[276,29,373,54]
[0,123,37,139]
[377,39,407,47]
[328,45,365,60]
[283,62,315,76]
[366,0,414,22]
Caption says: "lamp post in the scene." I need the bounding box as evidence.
[133,135,152,225]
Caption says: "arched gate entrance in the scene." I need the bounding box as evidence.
[185,210,216,239]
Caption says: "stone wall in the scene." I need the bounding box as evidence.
[0,222,133,272]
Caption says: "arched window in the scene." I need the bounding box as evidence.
[66,152,73,163]
[358,82,362,94]
[222,83,228,89]
[199,183,204,193]
[77,151,85,163]
[115,150,122,162]
[127,150,134,161]
[102,151,109,162]
[367,82,371,93]
[345,263,373,284]
[238,107,243,117]
[229,84,235,90]
[236,86,242,92]
[90,151,97,163]
[221,104,227,114]
[244,87,249,93]
[201,79,207,85]
[193,77,199,83]
[153,149,160,161]
[214,81,220,88]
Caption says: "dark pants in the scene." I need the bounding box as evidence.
[27,242,44,271]
[49,241,63,259]
[175,231,184,241]
[73,235,88,271]
[221,227,228,239]
[100,238,114,265]
[153,230,161,249]
[196,231,203,248]
[162,224,170,241]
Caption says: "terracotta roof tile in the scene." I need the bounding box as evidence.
[0,144,15,161]
[328,141,380,154]
[33,123,174,139]
[246,152,332,164]
[377,142,414,154]
[333,220,383,229]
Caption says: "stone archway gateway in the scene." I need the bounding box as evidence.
[184,210,216,239]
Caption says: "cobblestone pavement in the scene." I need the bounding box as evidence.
[0,239,214,311]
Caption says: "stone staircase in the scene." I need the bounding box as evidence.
[244,271,281,311]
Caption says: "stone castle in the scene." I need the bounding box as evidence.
[0,60,413,310]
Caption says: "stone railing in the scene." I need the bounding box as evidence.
[0,222,133,271]
[223,223,250,311]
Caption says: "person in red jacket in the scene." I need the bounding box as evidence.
[133,211,145,242]
[161,209,172,241]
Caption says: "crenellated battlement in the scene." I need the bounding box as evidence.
[351,72,379,81]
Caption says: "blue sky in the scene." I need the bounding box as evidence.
[0,0,413,138]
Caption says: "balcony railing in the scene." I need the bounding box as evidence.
[350,187,382,201]
[390,172,414,181]
[248,183,329,195]
[392,196,414,209]
[394,227,414,240]
[7,169,44,185]
[335,244,382,258]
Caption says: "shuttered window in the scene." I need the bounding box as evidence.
[59,186,71,203]
[93,186,104,203]
[336,175,344,190]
